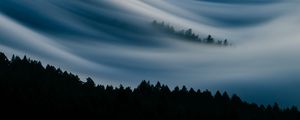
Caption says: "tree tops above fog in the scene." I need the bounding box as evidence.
[152,20,230,46]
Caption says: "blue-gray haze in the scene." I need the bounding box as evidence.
[0,0,300,107]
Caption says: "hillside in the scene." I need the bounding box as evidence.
[0,52,299,119]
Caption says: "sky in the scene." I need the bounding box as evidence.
[0,0,300,107]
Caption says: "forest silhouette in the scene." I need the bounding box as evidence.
[0,52,299,119]
[152,20,230,46]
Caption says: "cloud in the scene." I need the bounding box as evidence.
[1,0,300,107]
[197,0,281,4]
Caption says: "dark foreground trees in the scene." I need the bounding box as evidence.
[0,52,299,119]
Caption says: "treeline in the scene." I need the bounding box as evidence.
[0,52,299,119]
[152,20,230,46]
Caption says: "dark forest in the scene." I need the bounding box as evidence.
[0,52,299,119]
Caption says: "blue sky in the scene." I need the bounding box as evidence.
[0,0,300,107]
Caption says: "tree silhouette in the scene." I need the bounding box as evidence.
[84,77,96,88]
[224,39,228,46]
[206,35,214,44]
[151,20,231,46]
[0,52,298,119]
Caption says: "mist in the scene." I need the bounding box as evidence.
[0,0,300,107]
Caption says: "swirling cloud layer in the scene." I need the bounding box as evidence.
[0,0,300,107]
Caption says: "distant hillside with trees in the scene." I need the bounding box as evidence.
[152,20,231,46]
[0,52,299,119]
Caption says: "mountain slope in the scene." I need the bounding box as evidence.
[0,52,299,119]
